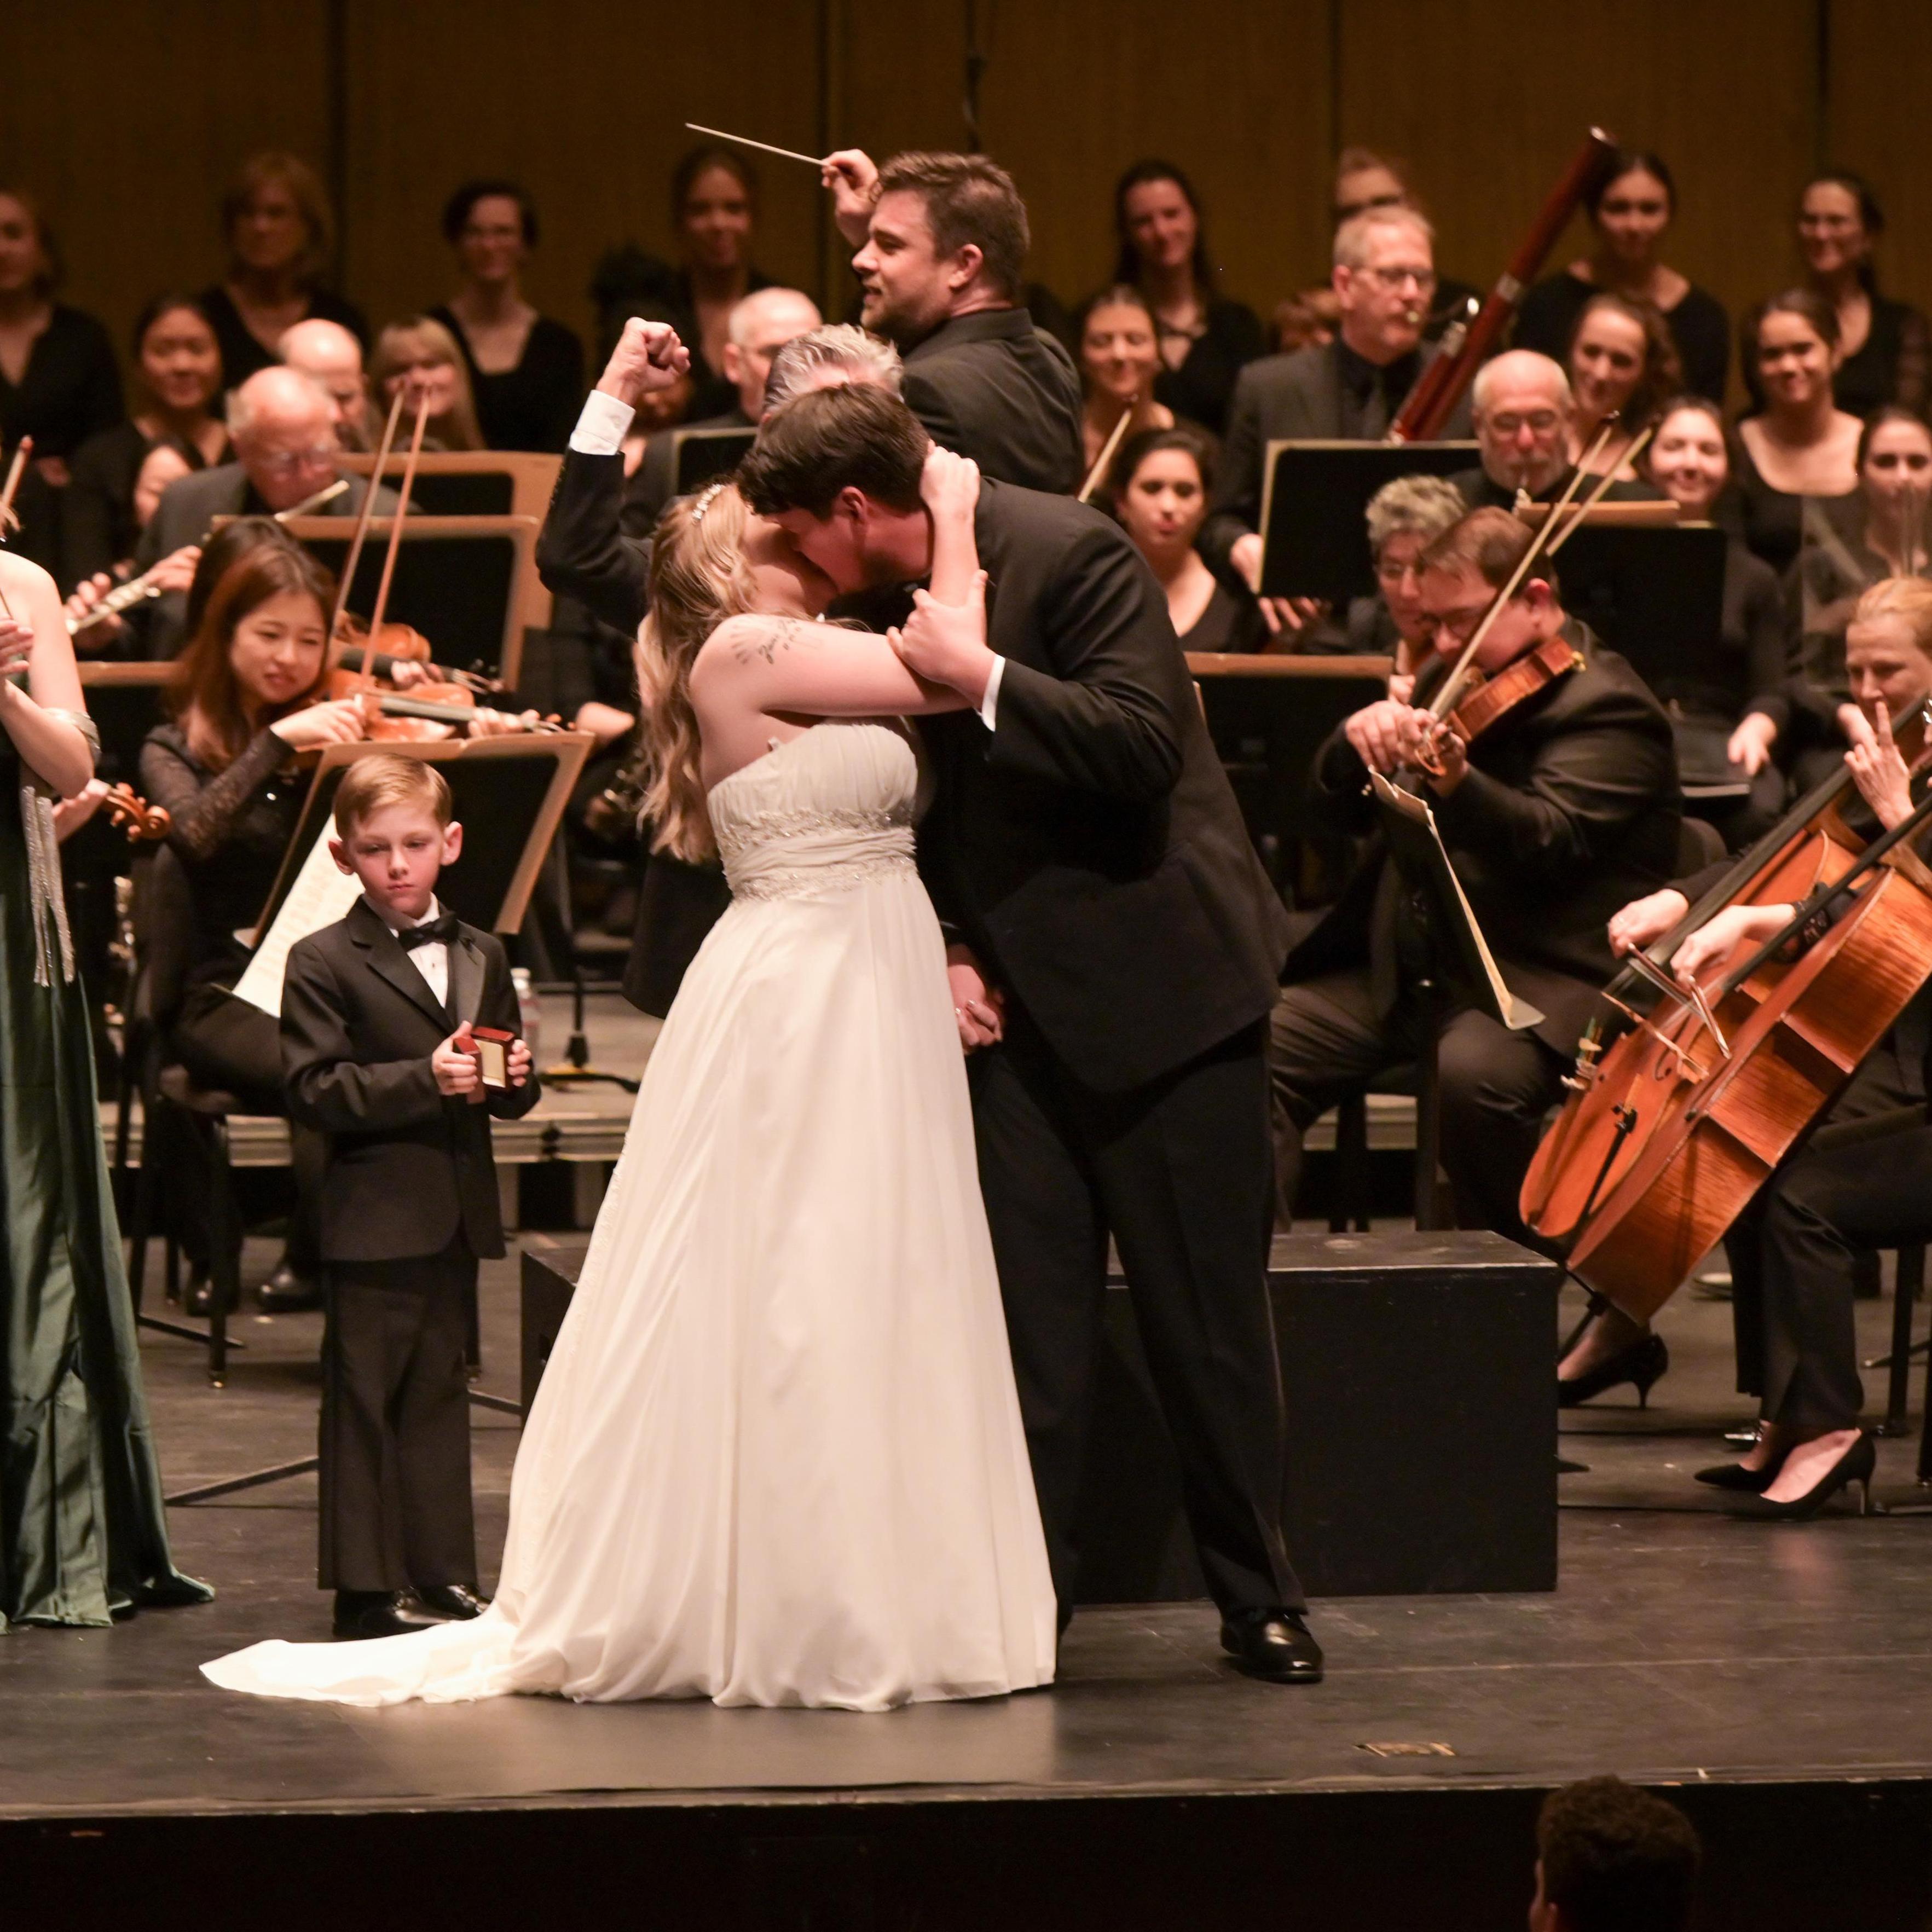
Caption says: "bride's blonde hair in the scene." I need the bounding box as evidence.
[634,483,757,861]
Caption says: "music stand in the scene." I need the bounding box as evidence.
[673,425,757,494]
[337,449,561,520]
[1258,441,1477,603]
[1369,773,1545,1229]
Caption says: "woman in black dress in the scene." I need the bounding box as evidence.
[0,188,123,572]
[369,316,484,452]
[199,152,366,394]
[62,294,229,592]
[1075,286,1175,483]
[1564,291,1682,477]
[1112,161,1263,437]
[429,181,584,453]
[1641,397,1790,846]
[1513,151,1729,404]
[1109,425,1258,653]
[1761,172,1929,423]
[1734,290,1861,579]
[137,536,367,1312]
[1790,407,1932,692]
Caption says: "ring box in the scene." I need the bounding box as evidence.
[472,1025,516,1089]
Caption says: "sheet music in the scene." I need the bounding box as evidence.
[1369,771,1545,1033]
[230,828,361,1017]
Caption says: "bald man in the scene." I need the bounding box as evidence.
[1452,349,1662,511]
[131,367,392,656]
[619,286,823,539]
[280,318,378,452]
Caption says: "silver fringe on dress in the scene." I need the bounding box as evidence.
[20,707,100,987]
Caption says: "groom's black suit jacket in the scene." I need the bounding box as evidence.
[914,479,1292,1092]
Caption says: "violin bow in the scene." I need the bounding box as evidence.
[356,386,434,698]
[1545,421,1658,558]
[325,386,408,650]
[1427,415,1618,725]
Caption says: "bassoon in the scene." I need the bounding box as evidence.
[1388,128,1622,443]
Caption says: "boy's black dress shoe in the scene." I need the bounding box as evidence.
[1220,1607,1324,1683]
[332,1590,449,1639]
[258,1259,323,1314]
[417,1584,491,1619]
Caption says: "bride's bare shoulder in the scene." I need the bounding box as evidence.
[692,613,812,687]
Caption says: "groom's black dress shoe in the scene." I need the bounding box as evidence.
[1220,1607,1324,1684]
[332,1590,449,1639]
[417,1584,491,1620]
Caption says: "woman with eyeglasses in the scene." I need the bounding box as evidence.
[1768,172,1929,423]
[1513,150,1729,404]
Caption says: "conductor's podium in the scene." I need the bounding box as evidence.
[519,1227,1559,1603]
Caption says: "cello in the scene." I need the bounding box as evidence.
[1520,701,1932,1320]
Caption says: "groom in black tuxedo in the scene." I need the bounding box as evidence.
[741,387,1321,1682]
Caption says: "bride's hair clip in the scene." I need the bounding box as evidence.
[690,482,727,527]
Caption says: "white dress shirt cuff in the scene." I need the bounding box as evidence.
[570,390,636,455]
[978,655,1006,732]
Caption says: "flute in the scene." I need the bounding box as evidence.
[68,478,350,635]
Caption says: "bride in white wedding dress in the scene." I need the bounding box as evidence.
[202,451,1056,1712]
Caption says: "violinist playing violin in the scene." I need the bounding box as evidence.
[1585,577,1932,1509]
[1270,506,1681,1241]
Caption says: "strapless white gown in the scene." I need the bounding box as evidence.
[202,721,1056,1711]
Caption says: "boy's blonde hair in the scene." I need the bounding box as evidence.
[332,753,454,837]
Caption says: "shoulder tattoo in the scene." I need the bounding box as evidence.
[731,616,806,667]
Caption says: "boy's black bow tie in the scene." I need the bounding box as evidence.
[397,912,460,950]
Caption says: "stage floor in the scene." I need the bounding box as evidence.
[6,1244,1932,1824]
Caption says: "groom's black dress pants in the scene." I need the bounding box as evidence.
[969,1009,1303,1617]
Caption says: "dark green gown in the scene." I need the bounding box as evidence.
[0,744,209,1627]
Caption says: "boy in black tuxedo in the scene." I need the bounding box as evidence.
[281,754,540,1639]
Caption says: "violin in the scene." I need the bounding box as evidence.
[1414,633,1583,776]
[301,392,559,750]
[101,783,170,841]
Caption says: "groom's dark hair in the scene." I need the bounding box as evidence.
[738,384,928,518]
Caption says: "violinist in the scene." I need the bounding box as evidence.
[1270,507,1680,1241]
[137,535,363,1314]
[1591,578,1932,1427]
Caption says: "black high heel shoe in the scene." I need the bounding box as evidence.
[1741,1431,1876,1520]
[1557,1331,1669,1409]
[1695,1434,1791,1493]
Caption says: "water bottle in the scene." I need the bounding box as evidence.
[512,967,541,1068]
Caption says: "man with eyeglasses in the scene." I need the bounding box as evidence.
[131,366,394,657]
[1267,506,1680,1245]
[1204,206,1471,641]
[1452,349,1661,513]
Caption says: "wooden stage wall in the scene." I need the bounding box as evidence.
[6,1,1931,406]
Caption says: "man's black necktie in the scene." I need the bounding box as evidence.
[398,911,460,950]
